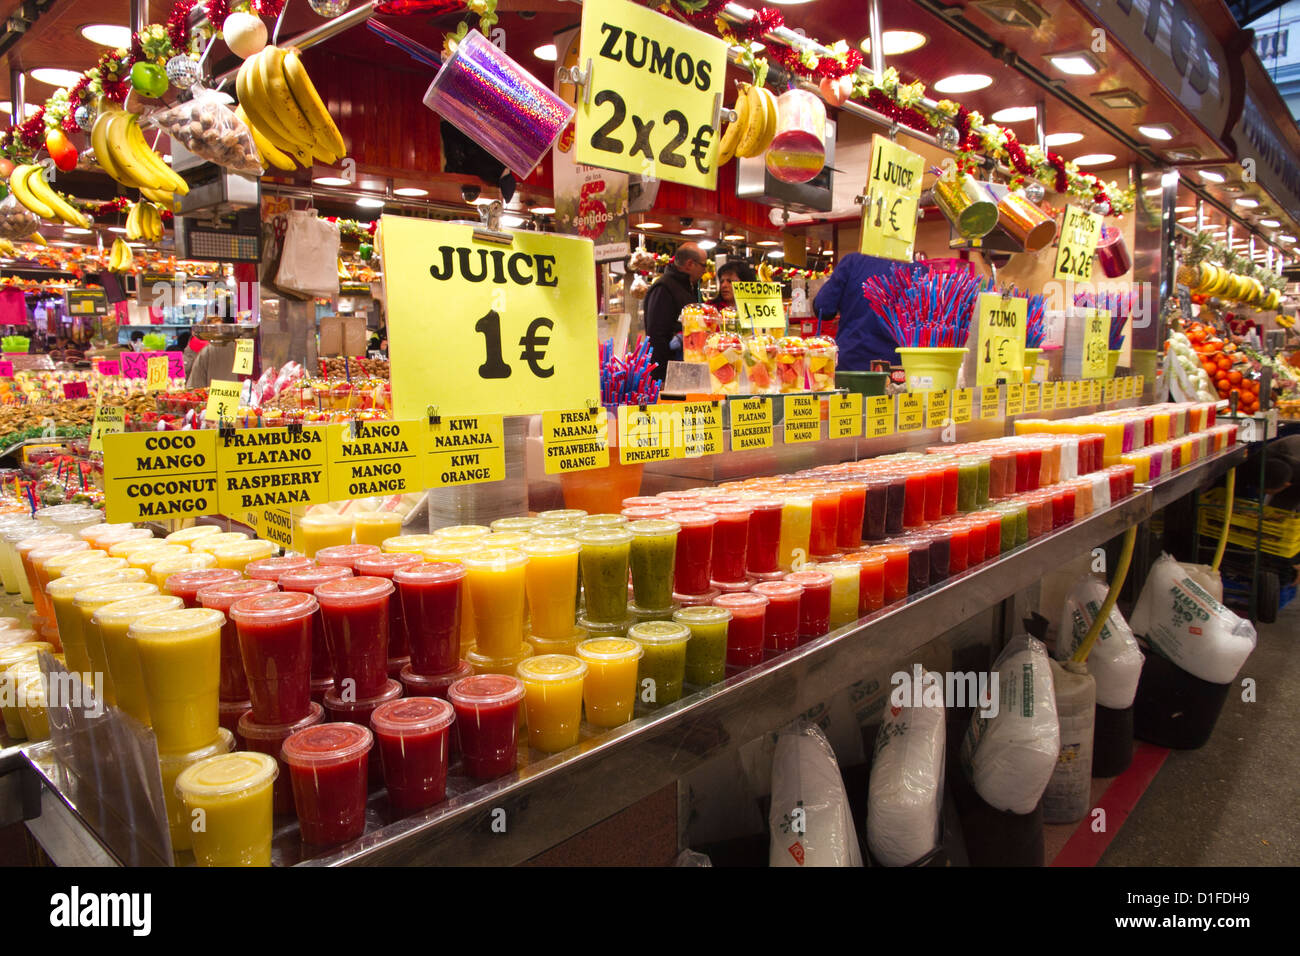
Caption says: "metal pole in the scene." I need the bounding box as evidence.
[9,70,24,124]
[214,1,380,86]
[868,0,885,86]
[130,0,149,36]
[1035,97,1046,150]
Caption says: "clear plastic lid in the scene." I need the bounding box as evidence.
[433,524,492,542]
[299,513,354,531]
[752,580,803,601]
[536,509,587,521]
[314,575,395,608]
[230,590,318,626]
[461,548,528,572]
[164,525,224,546]
[530,521,583,539]
[845,551,888,569]
[126,545,191,568]
[17,532,76,555]
[515,653,588,682]
[419,540,484,564]
[157,726,235,773]
[394,561,467,587]
[573,527,634,547]
[323,678,403,712]
[197,578,278,612]
[736,494,785,512]
[189,532,251,555]
[163,567,241,598]
[80,525,151,548]
[73,581,159,612]
[381,534,441,553]
[480,531,534,550]
[626,519,681,538]
[315,543,382,568]
[238,701,323,742]
[0,642,55,669]
[465,643,533,670]
[622,496,665,509]
[672,605,732,627]
[400,660,472,694]
[668,509,719,529]
[175,752,278,800]
[211,540,277,562]
[621,506,672,520]
[281,721,374,769]
[245,555,315,582]
[672,587,722,607]
[43,549,109,576]
[519,537,581,559]
[578,514,629,530]
[370,696,456,736]
[48,569,143,602]
[150,553,217,579]
[490,516,541,534]
[575,637,643,662]
[107,537,167,559]
[783,569,834,589]
[447,673,526,708]
[704,502,753,519]
[354,552,422,578]
[627,621,691,645]
[92,595,184,628]
[128,607,225,643]
[0,629,39,648]
[713,592,769,612]
[278,564,353,592]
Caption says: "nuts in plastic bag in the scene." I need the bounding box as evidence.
[147,87,263,176]
[0,193,42,242]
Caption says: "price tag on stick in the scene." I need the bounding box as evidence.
[145,355,170,392]
[732,281,785,331]
[205,380,242,422]
[232,338,255,376]
[1053,205,1103,282]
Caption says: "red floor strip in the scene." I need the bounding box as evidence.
[1051,742,1171,867]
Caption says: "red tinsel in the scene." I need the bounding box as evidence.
[866,88,935,136]
[92,197,131,219]
[1045,151,1068,195]
[768,44,863,80]
[251,0,286,17]
[1004,134,1031,176]
[736,7,784,42]
[161,209,174,223]
[17,109,46,149]
[167,0,201,50]
[204,0,232,31]
[374,0,465,14]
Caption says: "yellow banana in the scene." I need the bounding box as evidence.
[239,53,307,157]
[91,112,127,185]
[104,111,155,189]
[281,49,345,161]
[236,105,296,170]
[753,87,778,155]
[126,202,141,240]
[149,203,163,241]
[27,232,45,246]
[10,166,55,219]
[0,239,13,256]
[25,169,89,227]
[717,85,751,167]
[262,48,317,150]
[734,83,765,158]
[251,48,310,152]
[124,115,188,194]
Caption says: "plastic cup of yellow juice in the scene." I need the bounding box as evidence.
[149,552,217,590]
[820,561,862,628]
[174,751,278,866]
[189,532,251,558]
[0,520,41,593]
[462,549,528,660]
[80,524,152,551]
[491,517,541,535]
[516,654,588,752]
[126,545,191,574]
[107,537,165,560]
[210,539,276,574]
[160,728,233,854]
[46,571,138,676]
[165,525,223,547]
[433,524,492,544]
[299,514,354,557]
[41,549,109,585]
[17,670,49,741]
[353,511,403,546]
[778,495,813,571]
[73,581,160,704]
[0,651,50,738]
[94,595,185,727]
[520,537,580,640]
[131,607,224,753]
[575,637,642,728]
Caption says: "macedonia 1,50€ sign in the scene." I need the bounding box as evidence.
[380,217,600,420]
[576,0,729,189]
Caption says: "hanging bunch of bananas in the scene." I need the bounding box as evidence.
[108,238,134,273]
[6,164,90,228]
[717,82,779,166]
[91,107,189,197]
[126,201,164,242]
[236,46,345,170]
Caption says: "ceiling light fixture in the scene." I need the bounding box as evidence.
[393,187,429,197]
[767,250,785,258]
[1260,219,1281,227]
[1048,51,1101,75]
[1234,197,1260,208]
[723,234,746,241]
[1072,153,1116,166]
[933,73,993,93]
[1044,131,1083,147]
[991,106,1037,123]
[973,0,1046,29]
[529,206,556,215]
[756,240,781,247]
[680,227,707,235]
[636,222,663,230]
[80,24,133,47]
[28,68,85,88]
[859,31,928,56]
[698,239,718,250]
[533,44,558,61]
[1198,170,1226,183]
[356,197,385,208]
[1137,123,1176,141]
[313,176,351,186]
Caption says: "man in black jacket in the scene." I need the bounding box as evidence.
[645,242,706,382]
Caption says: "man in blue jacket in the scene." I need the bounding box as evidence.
[812,252,902,369]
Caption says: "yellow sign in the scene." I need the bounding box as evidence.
[542,408,610,474]
[1042,381,1058,411]
[423,415,505,488]
[575,0,729,189]
[216,426,331,514]
[103,431,220,522]
[827,394,862,440]
[1103,378,1117,404]
[146,355,170,392]
[1005,383,1024,416]
[1123,376,1135,399]
[897,392,923,431]
[232,338,255,376]
[675,402,724,457]
[866,395,894,438]
[1068,380,1082,407]
[205,380,243,423]
[1082,308,1109,379]
[380,217,599,419]
[618,405,678,464]
[859,134,925,261]
[1053,205,1103,281]
[980,385,1000,420]
[730,396,773,450]
[974,292,1027,387]
[1024,382,1041,414]
[732,281,785,331]
[1091,380,1104,404]
[1135,374,1144,395]
[783,394,820,444]
[244,506,303,553]
[89,404,125,453]
[951,388,973,424]
[925,390,950,429]
[325,420,423,498]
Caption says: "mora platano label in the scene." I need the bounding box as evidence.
[103,431,220,522]
[782,394,820,444]
[326,420,423,498]
[542,408,610,474]
[423,415,505,488]
[729,396,773,450]
[216,425,331,514]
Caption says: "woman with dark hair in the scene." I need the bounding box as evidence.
[710,259,757,309]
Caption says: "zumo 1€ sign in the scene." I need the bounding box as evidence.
[423,415,506,488]
[1082,308,1109,379]
[974,292,1027,387]
[326,420,423,498]
[576,0,729,189]
[103,431,219,522]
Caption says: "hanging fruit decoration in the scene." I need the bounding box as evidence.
[129,61,169,98]
[222,10,269,60]
[166,54,202,90]
[44,129,78,172]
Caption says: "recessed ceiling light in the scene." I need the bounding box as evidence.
[723,234,746,241]
[1234,197,1260,208]
[756,240,781,246]
[1044,131,1083,146]
[934,73,993,93]
[767,250,785,258]
[502,215,527,227]
[698,239,717,250]
[0,101,36,117]
[529,206,556,215]
[1177,216,1197,223]
[64,227,92,235]
[1198,170,1226,183]
[680,227,707,235]
[356,197,385,208]
[108,227,128,234]
[1260,219,1281,227]
[636,222,663,230]
[28,68,84,88]
[1048,51,1100,76]
[1279,234,1296,243]
[859,31,928,56]
[1072,153,1116,166]
[80,24,133,47]
[991,106,1038,123]
[765,0,813,5]
[1137,123,1176,141]
[533,44,558,62]
[393,187,428,197]
[314,176,351,187]
[1175,205,1193,212]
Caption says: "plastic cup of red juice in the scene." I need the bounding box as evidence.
[943,520,971,574]
[808,488,841,557]
[741,497,783,575]
[957,517,985,566]
[751,580,801,654]
[278,564,353,685]
[239,701,324,814]
[198,578,278,702]
[314,576,394,698]
[400,659,471,700]
[671,511,717,596]
[902,471,927,529]
[393,562,464,676]
[245,555,314,583]
[447,674,525,779]
[315,544,382,572]
[845,551,886,614]
[713,591,768,671]
[900,536,930,594]
[230,590,317,725]
[782,568,832,641]
[355,552,423,661]
[704,503,750,585]
[371,696,456,813]
[165,567,241,608]
[281,721,372,845]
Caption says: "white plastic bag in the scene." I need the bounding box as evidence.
[1042,659,1095,823]
[1130,553,1256,685]
[1056,576,1144,709]
[867,669,945,866]
[768,721,862,867]
[960,635,1060,815]
[148,88,263,176]
[275,210,340,299]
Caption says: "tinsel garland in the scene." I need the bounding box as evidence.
[1045,151,1069,195]
[375,1,467,15]
[767,43,863,80]
[677,0,730,25]
[17,109,46,149]
[167,0,201,50]
[735,7,783,42]
[866,88,935,136]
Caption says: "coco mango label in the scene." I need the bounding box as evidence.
[103,431,220,522]
[542,408,610,474]
[424,415,506,487]
[216,426,331,514]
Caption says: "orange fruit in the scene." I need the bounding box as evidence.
[1228,370,1242,385]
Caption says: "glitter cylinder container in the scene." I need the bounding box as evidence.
[932,172,999,239]
[422,29,575,179]
[1094,224,1132,278]
[990,184,1058,252]
[765,90,826,184]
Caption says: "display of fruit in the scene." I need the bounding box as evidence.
[125,201,164,242]
[318,355,389,380]
[717,82,778,165]
[130,61,169,98]
[818,75,853,107]
[108,238,134,273]
[775,336,809,392]
[0,193,42,242]
[236,45,346,169]
[6,164,90,227]
[44,129,78,172]
[91,107,190,195]
[703,332,743,394]
[1182,321,1260,413]
[222,10,270,60]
